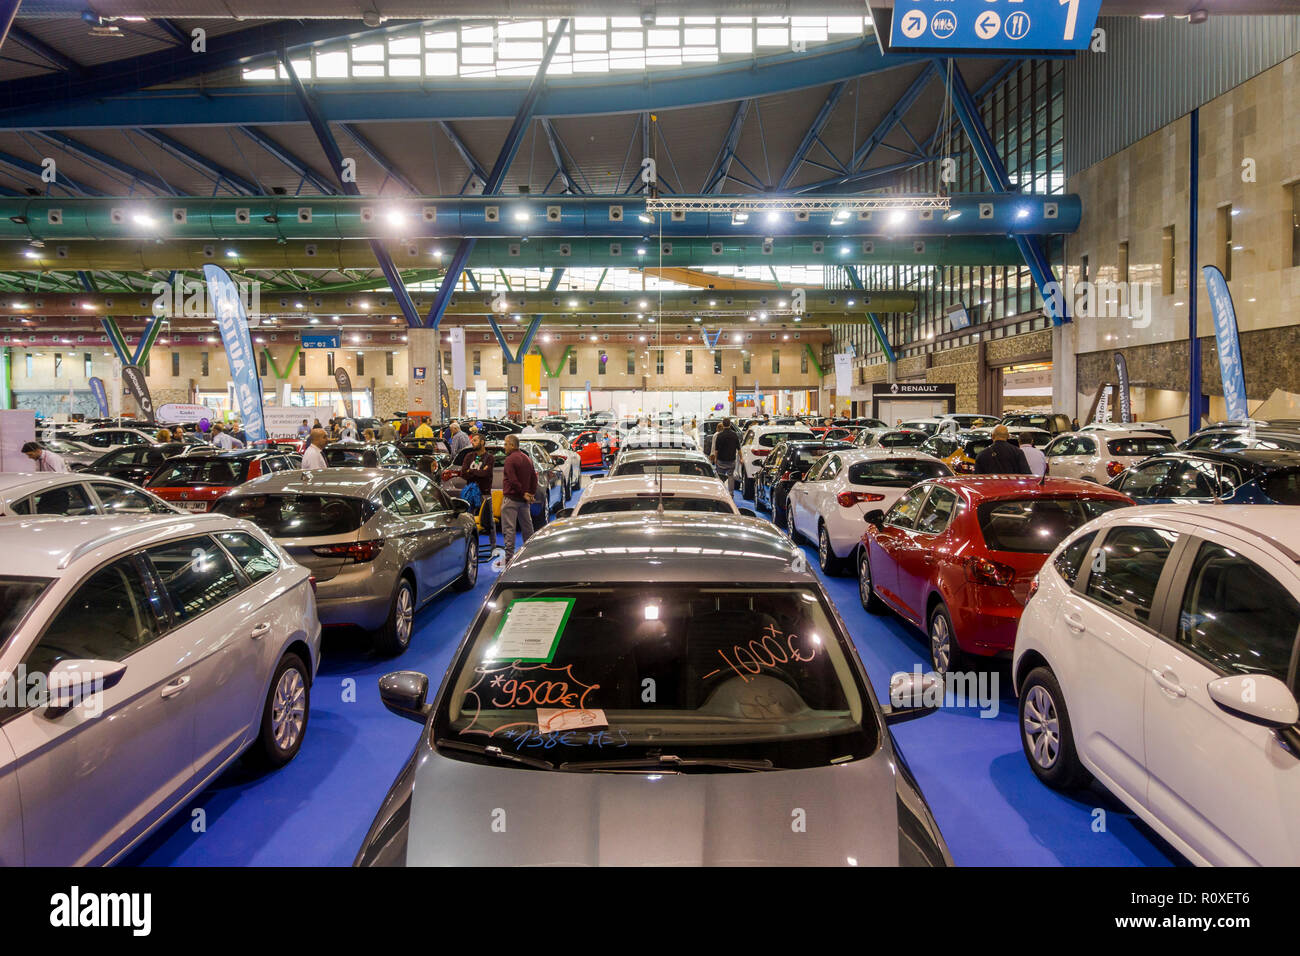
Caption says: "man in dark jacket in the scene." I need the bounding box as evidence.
[974,425,1032,475]
[711,418,742,493]
[500,434,536,564]
[461,434,496,544]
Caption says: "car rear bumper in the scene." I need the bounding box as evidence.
[314,563,393,630]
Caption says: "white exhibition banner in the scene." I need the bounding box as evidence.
[834,353,853,397]
[0,409,36,472]
[263,405,334,439]
[449,327,466,391]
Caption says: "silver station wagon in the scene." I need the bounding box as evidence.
[356,512,951,867]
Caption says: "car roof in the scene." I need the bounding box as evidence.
[927,475,1134,503]
[1086,504,1300,561]
[222,467,402,499]
[500,512,813,584]
[837,448,948,464]
[746,424,814,432]
[1061,428,1171,441]
[615,446,709,461]
[1158,448,1300,469]
[579,474,731,503]
[0,513,244,578]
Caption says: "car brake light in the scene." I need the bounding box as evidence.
[1027,575,1040,599]
[441,468,460,481]
[1106,460,1125,478]
[779,471,792,482]
[753,448,770,457]
[837,491,887,508]
[311,539,384,562]
[964,556,1017,587]
[308,575,317,594]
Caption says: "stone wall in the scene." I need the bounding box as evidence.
[929,344,980,412]
[986,329,1052,365]
[896,355,930,379]
[859,363,889,384]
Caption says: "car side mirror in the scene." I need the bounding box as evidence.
[738,507,757,518]
[1207,673,1299,728]
[451,498,470,514]
[379,671,432,724]
[864,509,886,527]
[883,670,943,725]
[44,659,126,711]
[555,507,574,519]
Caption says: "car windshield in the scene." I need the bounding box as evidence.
[212,493,368,536]
[578,496,733,515]
[432,583,877,771]
[849,459,950,487]
[43,440,86,454]
[977,497,1131,553]
[878,431,927,448]
[323,447,386,466]
[900,422,938,435]
[1108,437,1174,456]
[1263,469,1300,504]
[613,460,715,477]
[0,577,50,643]
[1004,415,1052,430]
[148,458,251,486]
[758,431,814,448]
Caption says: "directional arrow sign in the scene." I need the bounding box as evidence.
[887,0,1101,52]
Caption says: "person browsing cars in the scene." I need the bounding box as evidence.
[500,434,536,565]
[974,424,1031,475]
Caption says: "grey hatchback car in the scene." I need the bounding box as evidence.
[213,468,478,655]
[356,512,951,866]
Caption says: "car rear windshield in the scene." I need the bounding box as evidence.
[977,497,1131,553]
[758,431,814,448]
[613,460,715,477]
[578,496,733,515]
[1108,437,1174,456]
[849,459,950,487]
[432,583,877,770]
[878,431,927,448]
[324,447,382,466]
[0,577,50,643]
[1263,469,1300,505]
[148,458,251,486]
[212,493,369,537]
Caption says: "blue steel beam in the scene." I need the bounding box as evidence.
[777,80,847,190]
[0,149,101,195]
[437,121,488,188]
[847,62,937,173]
[340,123,421,195]
[701,99,750,194]
[154,19,189,45]
[1,39,927,131]
[136,129,260,196]
[941,59,1068,325]
[239,126,338,195]
[425,19,570,330]
[539,118,583,195]
[280,50,422,330]
[8,26,80,73]
[846,266,896,363]
[37,130,177,195]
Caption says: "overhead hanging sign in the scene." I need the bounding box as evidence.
[1203,265,1249,423]
[449,327,466,391]
[301,333,340,349]
[882,0,1101,53]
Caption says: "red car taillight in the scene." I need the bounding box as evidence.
[308,575,318,594]
[311,539,384,563]
[441,468,460,481]
[1106,460,1125,478]
[753,448,770,457]
[837,491,886,508]
[964,556,1016,588]
[779,471,792,482]
[1027,575,1040,599]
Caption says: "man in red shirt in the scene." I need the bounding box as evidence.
[500,434,536,565]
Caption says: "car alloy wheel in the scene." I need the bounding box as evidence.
[464,538,478,586]
[786,502,798,540]
[929,610,952,674]
[395,583,414,646]
[1023,685,1061,770]
[818,525,836,574]
[859,551,873,606]
[271,667,306,752]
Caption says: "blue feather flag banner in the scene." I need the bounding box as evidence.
[203,264,267,444]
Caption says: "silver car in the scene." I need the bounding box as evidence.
[0,513,321,865]
[606,446,718,479]
[0,473,178,519]
[356,512,951,866]
[213,468,478,656]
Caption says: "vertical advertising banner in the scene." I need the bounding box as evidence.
[834,353,853,398]
[334,367,355,420]
[121,365,155,423]
[1202,265,1249,422]
[449,327,466,391]
[1112,353,1133,424]
[88,376,109,417]
[203,264,267,444]
[439,377,450,422]
[523,353,542,409]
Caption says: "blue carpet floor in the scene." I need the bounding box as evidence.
[129,472,1182,867]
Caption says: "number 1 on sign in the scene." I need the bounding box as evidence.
[1059,0,1080,40]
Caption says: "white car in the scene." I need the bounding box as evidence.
[738,424,816,500]
[567,474,742,517]
[898,418,948,437]
[0,513,321,864]
[54,426,160,452]
[1013,505,1300,866]
[939,413,1002,431]
[1043,429,1174,483]
[0,473,178,518]
[518,433,581,492]
[785,448,952,575]
[1080,420,1176,442]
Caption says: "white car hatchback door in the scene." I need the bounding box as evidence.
[1043,434,1100,480]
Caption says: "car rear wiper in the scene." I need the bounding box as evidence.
[435,737,554,770]
[559,754,775,772]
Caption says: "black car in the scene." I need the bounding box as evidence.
[84,442,196,486]
[395,437,452,477]
[461,419,521,440]
[1179,424,1300,452]
[323,441,410,469]
[754,439,854,525]
[1108,448,1300,505]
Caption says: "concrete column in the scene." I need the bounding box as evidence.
[1052,322,1078,419]
[547,376,560,413]
[407,327,438,417]
[506,360,524,418]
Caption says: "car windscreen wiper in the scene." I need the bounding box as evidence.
[435,738,554,770]
[559,754,775,772]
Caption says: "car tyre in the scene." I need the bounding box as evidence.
[374,576,416,657]
[249,652,310,769]
[785,501,800,541]
[452,534,478,592]
[858,547,885,613]
[927,603,966,676]
[742,471,755,502]
[772,494,786,528]
[817,524,845,576]
[1019,666,1092,790]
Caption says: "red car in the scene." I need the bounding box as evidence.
[146,450,298,512]
[570,428,618,468]
[857,476,1134,674]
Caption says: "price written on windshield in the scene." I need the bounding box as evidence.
[702,624,821,684]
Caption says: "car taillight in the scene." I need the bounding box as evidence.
[779,471,792,482]
[441,468,460,481]
[1027,575,1040,599]
[753,448,770,457]
[964,556,1016,587]
[311,539,384,563]
[1106,460,1125,478]
[308,575,317,594]
[837,491,886,508]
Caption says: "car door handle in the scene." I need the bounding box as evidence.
[160,676,191,699]
[250,622,272,640]
[1150,669,1187,698]
[1063,612,1086,633]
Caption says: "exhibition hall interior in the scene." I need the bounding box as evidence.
[0,0,1297,875]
